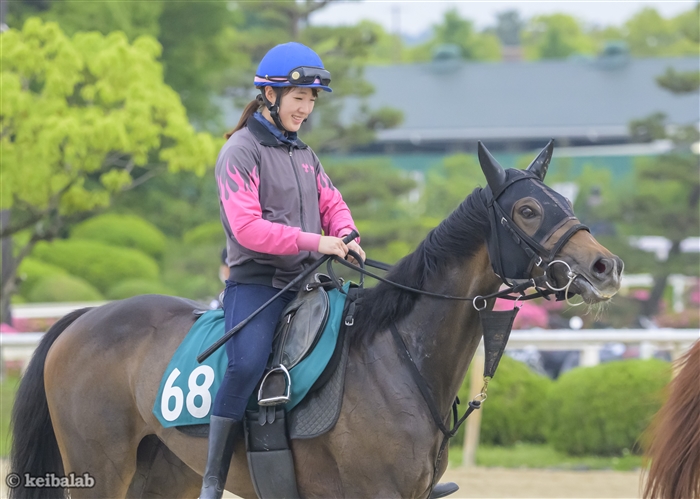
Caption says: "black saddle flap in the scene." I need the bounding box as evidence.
[272,274,330,370]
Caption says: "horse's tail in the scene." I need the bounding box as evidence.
[643,340,700,499]
[9,307,93,499]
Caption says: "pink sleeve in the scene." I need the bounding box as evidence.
[316,163,359,242]
[218,158,321,255]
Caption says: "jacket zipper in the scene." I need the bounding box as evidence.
[288,146,307,231]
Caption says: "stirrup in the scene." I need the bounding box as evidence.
[258,365,291,406]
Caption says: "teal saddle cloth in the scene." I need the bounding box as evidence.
[153,283,349,428]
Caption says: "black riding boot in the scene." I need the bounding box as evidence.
[199,416,241,499]
[431,482,460,498]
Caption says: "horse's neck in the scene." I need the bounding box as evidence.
[395,244,500,415]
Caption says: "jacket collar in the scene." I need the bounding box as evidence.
[246,115,308,149]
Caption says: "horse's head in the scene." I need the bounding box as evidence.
[478,141,622,304]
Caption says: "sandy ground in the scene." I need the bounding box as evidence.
[438,466,642,498]
[218,467,643,499]
[0,460,642,499]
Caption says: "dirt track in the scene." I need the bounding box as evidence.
[439,467,642,498]
[221,467,643,499]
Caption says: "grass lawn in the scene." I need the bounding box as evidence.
[449,442,643,471]
[0,374,19,456]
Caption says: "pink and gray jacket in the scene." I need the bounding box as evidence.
[216,116,358,289]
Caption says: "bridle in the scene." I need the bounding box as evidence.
[320,172,591,497]
[328,174,589,309]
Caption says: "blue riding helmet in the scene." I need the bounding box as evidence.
[255,42,332,93]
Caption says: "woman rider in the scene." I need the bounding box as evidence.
[201,42,459,499]
[200,42,364,498]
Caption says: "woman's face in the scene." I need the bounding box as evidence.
[264,86,316,132]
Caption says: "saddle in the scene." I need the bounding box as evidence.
[257,273,335,406]
[246,273,355,499]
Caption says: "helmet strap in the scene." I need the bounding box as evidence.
[259,88,288,133]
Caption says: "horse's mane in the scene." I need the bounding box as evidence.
[643,340,700,499]
[351,187,490,343]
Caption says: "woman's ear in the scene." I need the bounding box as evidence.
[264,86,276,103]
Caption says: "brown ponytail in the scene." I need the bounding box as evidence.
[224,98,262,139]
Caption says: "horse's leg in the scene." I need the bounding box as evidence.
[127,435,201,499]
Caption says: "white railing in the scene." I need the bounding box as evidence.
[11,301,110,319]
[2,328,696,375]
[508,328,699,366]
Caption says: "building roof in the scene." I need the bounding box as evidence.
[351,56,699,149]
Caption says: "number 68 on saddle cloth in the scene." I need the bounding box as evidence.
[153,282,350,428]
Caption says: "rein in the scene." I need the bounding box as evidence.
[328,253,578,305]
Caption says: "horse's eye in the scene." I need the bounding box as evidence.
[520,206,535,218]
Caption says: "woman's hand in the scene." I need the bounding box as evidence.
[346,241,365,265]
[317,236,365,265]
[318,236,348,259]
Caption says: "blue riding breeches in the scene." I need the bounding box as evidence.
[211,281,296,421]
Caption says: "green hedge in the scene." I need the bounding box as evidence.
[547,359,670,456]
[31,240,159,293]
[71,214,167,260]
[28,274,104,302]
[455,355,553,447]
[182,221,225,246]
[16,258,68,298]
[106,279,175,300]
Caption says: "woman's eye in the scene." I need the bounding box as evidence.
[520,207,535,218]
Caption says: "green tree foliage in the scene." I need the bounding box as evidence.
[522,14,596,60]
[300,24,406,151]
[183,222,227,247]
[322,158,424,263]
[71,214,167,261]
[110,170,221,239]
[0,19,218,313]
[7,0,248,127]
[31,239,160,293]
[623,20,699,317]
[106,279,175,300]
[157,2,249,128]
[7,0,162,40]
[16,257,67,298]
[431,9,501,61]
[409,9,500,63]
[28,274,104,303]
[493,10,525,47]
[623,7,699,58]
[547,360,670,455]
[423,153,485,218]
[161,240,223,300]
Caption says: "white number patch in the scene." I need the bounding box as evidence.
[161,366,216,422]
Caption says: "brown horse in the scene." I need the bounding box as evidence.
[10,142,623,499]
[643,339,700,499]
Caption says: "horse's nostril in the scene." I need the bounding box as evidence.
[593,258,610,276]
